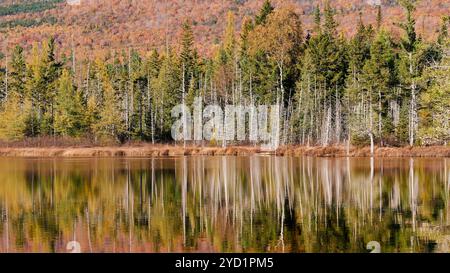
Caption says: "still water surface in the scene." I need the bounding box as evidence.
[0,156,449,253]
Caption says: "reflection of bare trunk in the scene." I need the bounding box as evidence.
[4,200,8,253]
[446,158,449,226]
[409,158,417,234]
[408,157,417,252]
[222,157,229,214]
[151,158,155,202]
[379,159,383,222]
[370,157,374,224]
[278,205,285,253]
[130,192,133,253]
[182,156,187,246]
[51,160,55,207]
[72,222,76,252]
[324,160,332,206]
[86,207,92,253]
[5,156,450,253]
[250,157,254,236]
[32,164,35,213]
[334,160,341,223]
[126,162,132,253]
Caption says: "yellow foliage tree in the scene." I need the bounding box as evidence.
[248,7,303,99]
[0,94,30,140]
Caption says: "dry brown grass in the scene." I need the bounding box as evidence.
[0,136,99,148]
[0,143,448,158]
[276,145,450,157]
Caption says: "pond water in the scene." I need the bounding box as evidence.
[0,156,448,253]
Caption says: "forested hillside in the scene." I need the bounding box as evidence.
[0,0,449,56]
[0,0,448,147]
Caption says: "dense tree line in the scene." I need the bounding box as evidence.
[0,16,57,29]
[0,0,63,16]
[0,0,448,146]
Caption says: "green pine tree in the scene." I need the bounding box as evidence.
[54,69,84,137]
[151,50,181,139]
[361,30,397,144]
[9,45,26,100]
[93,59,126,142]
[180,21,198,95]
[255,0,274,25]
[418,36,450,145]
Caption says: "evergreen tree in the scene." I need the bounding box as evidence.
[84,95,99,138]
[344,18,374,144]
[361,30,397,144]
[24,38,62,136]
[295,3,347,145]
[25,43,45,136]
[376,5,382,31]
[397,0,438,145]
[215,11,237,100]
[9,45,26,100]
[238,16,254,99]
[151,50,181,139]
[255,0,274,26]
[323,1,337,37]
[304,32,347,94]
[0,70,5,104]
[145,49,161,79]
[180,21,198,96]
[437,16,449,45]
[40,37,62,135]
[419,36,450,145]
[313,5,321,34]
[143,49,161,140]
[93,59,126,142]
[54,69,84,137]
[399,0,417,53]
[224,11,237,61]
[347,17,373,81]
[128,49,147,139]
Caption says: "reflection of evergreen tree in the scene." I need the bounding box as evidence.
[0,157,447,252]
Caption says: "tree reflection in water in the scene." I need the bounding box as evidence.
[0,156,448,253]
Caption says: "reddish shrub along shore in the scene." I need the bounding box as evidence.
[0,145,448,157]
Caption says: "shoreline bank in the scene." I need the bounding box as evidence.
[0,145,448,158]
